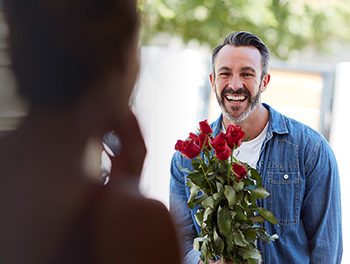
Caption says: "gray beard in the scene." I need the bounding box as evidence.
[216,83,262,123]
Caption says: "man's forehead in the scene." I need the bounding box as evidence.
[214,45,262,71]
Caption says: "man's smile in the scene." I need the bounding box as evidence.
[224,94,247,102]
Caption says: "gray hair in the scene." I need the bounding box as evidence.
[212,31,270,78]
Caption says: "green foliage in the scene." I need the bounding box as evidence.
[186,157,278,263]
[176,121,278,263]
[139,0,350,59]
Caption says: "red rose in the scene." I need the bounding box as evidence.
[225,125,245,149]
[189,132,211,150]
[175,139,201,159]
[199,120,213,135]
[232,163,247,182]
[189,133,200,145]
[212,132,231,161]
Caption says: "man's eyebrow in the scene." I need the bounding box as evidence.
[241,66,256,73]
[217,66,232,72]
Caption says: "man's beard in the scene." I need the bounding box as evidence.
[215,82,262,123]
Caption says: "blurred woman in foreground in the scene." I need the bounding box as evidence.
[0,0,180,263]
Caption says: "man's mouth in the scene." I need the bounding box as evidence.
[225,94,247,102]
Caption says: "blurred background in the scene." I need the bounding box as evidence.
[0,0,349,262]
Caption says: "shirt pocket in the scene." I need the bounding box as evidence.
[268,171,300,225]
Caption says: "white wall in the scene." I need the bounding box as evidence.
[329,62,350,264]
[133,46,209,207]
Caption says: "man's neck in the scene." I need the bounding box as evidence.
[222,104,269,141]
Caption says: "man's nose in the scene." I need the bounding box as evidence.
[228,75,244,90]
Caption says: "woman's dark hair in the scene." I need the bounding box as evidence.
[3,0,139,109]
[212,31,270,78]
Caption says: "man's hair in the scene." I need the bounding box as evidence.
[212,31,270,78]
[3,0,139,110]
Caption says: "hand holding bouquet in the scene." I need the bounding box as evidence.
[175,120,278,264]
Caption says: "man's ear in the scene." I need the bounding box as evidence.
[260,73,271,93]
[209,73,215,91]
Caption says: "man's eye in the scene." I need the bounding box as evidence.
[219,72,230,76]
[242,73,253,77]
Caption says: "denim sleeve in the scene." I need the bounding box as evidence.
[303,138,342,264]
[169,152,201,264]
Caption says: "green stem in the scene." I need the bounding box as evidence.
[227,160,231,185]
[198,157,213,195]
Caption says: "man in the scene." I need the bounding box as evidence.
[170,31,342,264]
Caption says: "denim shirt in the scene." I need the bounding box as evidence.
[170,104,342,264]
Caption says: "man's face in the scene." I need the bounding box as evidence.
[210,45,269,123]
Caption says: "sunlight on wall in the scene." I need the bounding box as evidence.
[330,62,350,264]
[133,46,208,207]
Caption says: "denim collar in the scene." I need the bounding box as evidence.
[210,103,289,138]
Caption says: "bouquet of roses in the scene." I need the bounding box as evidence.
[175,120,278,264]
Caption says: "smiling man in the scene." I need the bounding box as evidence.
[170,31,342,264]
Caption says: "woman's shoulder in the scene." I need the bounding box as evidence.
[93,180,181,264]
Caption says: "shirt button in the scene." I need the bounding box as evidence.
[283,174,289,180]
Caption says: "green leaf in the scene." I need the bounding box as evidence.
[193,236,208,251]
[247,259,258,264]
[256,207,278,225]
[224,185,237,207]
[191,159,200,170]
[252,215,266,223]
[202,196,214,208]
[249,168,262,186]
[238,248,262,261]
[225,233,234,253]
[194,210,204,226]
[213,190,225,208]
[216,181,223,192]
[233,231,249,247]
[230,211,237,219]
[187,184,200,203]
[203,207,214,228]
[235,191,244,206]
[216,175,225,184]
[207,171,216,181]
[240,223,252,230]
[244,229,257,242]
[187,194,207,209]
[176,161,193,174]
[235,210,247,221]
[193,237,200,251]
[187,172,206,187]
[250,186,270,199]
[246,192,257,204]
[234,181,244,191]
[201,240,209,263]
[217,206,232,235]
[213,227,225,252]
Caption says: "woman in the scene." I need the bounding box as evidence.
[0,0,180,263]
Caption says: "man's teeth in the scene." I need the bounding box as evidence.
[226,95,246,101]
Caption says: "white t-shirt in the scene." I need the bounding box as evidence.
[222,122,269,169]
